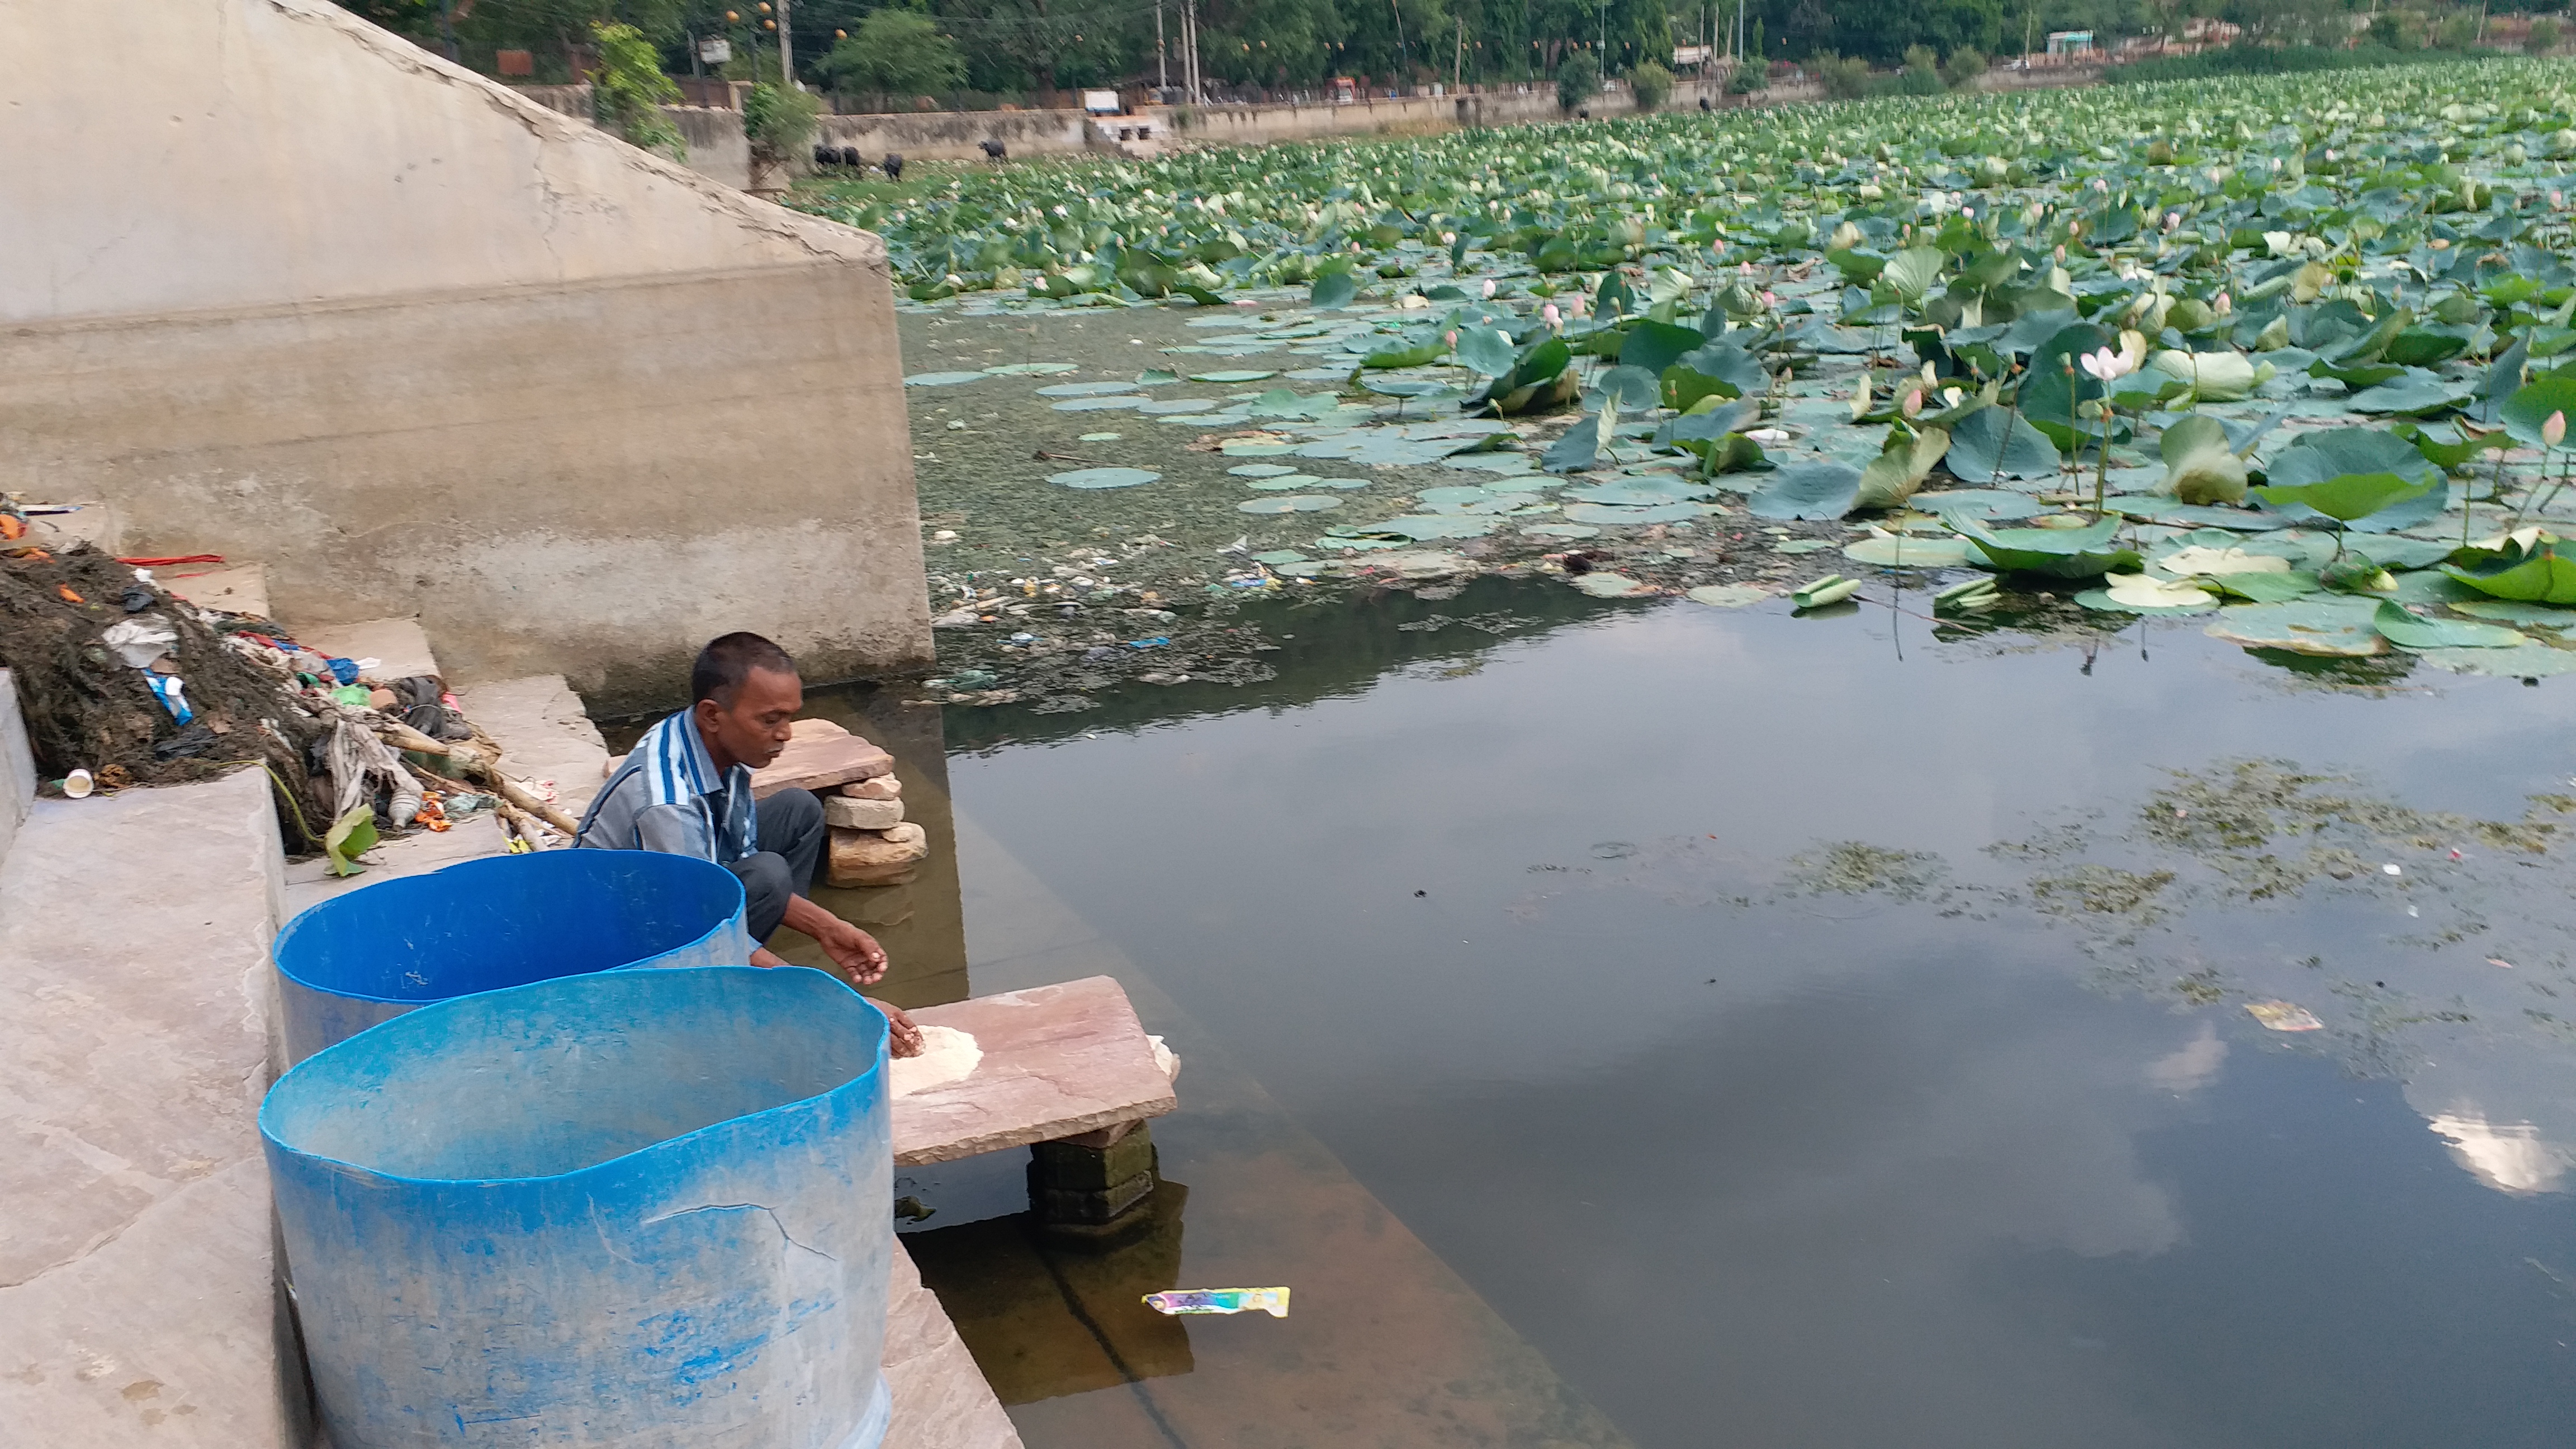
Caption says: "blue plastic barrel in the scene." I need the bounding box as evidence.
[262,965,892,1449]
[272,849,750,1066]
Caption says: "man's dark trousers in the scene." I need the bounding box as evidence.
[728,788,824,942]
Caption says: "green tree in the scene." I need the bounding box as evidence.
[2531,16,2564,54]
[744,80,821,188]
[1558,46,1603,107]
[817,8,966,102]
[1941,45,1986,85]
[591,22,687,159]
[1630,56,1674,105]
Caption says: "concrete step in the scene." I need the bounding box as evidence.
[15,498,124,555]
[285,616,441,683]
[162,560,271,618]
[0,763,304,1446]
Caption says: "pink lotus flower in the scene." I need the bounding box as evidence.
[1445,330,1459,347]
[1543,303,1562,326]
[2547,410,2567,448]
[2214,292,2232,315]
[1960,206,1974,220]
[2078,346,2134,383]
[1481,279,1497,298]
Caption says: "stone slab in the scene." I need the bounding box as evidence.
[22,500,124,554]
[0,767,299,1445]
[752,717,895,799]
[827,794,906,830]
[287,617,441,683]
[452,673,613,816]
[281,812,512,918]
[845,774,903,800]
[893,976,1177,1167]
[161,561,271,618]
[883,1238,1026,1449]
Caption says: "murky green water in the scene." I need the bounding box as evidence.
[845,581,2576,1448]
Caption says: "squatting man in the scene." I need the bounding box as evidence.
[576,632,925,1057]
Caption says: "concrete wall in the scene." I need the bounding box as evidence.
[818,106,1093,163]
[0,0,930,711]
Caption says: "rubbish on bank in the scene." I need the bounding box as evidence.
[144,673,193,724]
[2245,1001,2325,1032]
[1145,1287,1291,1318]
[61,769,93,799]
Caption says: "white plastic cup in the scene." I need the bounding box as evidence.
[63,769,94,799]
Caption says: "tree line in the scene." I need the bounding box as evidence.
[337,0,2566,102]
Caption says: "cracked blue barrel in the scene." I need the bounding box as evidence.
[272,848,750,1066]
[262,965,892,1449]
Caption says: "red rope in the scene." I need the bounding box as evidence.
[117,555,226,566]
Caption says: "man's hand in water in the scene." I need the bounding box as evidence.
[871,998,925,1057]
[779,894,889,986]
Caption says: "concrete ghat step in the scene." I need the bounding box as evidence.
[0,765,303,1446]
[283,617,441,683]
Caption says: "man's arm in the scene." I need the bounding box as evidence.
[778,892,888,986]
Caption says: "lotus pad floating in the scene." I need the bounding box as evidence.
[1244,474,1326,491]
[1077,432,1123,442]
[2370,602,2525,650]
[1308,477,1376,490]
[1035,381,1142,397]
[1571,573,1650,597]
[1229,463,1301,477]
[2450,600,2576,628]
[1334,515,1497,541]
[1220,441,1298,456]
[1523,523,1601,538]
[1249,550,1310,565]
[2203,598,2388,656]
[1564,480,1706,506]
[1913,489,2042,522]
[1052,397,1145,412]
[1237,495,1343,514]
[1563,503,1710,525]
[1046,467,1162,490]
[983,362,1079,375]
[1843,535,1976,569]
[2411,642,2576,677]
[1191,370,1280,382]
[905,371,989,387]
[1686,584,1770,607]
[1139,398,1223,414]
[2075,574,2222,614]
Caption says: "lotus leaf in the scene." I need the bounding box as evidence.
[1311,272,1360,309]
[2161,545,2290,577]
[1843,534,1976,569]
[1036,380,1140,397]
[1955,517,2143,579]
[1456,326,1517,377]
[1914,489,2041,522]
[1571,573,1650,598]
[905,371,989,387]
[1854,427,1952,512]
[1618,321,1707,380]
[2450,600,2576,628]
[1192,370,1280,383]
[1545,404,1614,473]
[1523,523,1603,538]
[2203,598,2388,656]
[2158,414,2251,505]
[1236,495,1344,514]
[2371,602,2526,650]
[2444,532,2576,604]
[1244,474,1327,490]
[1748,462,1864,522]
[1592,366,1662,411]
[1662,343,1771,411]
[984,362,1081,376]
[2412,642,2576,677]
[1879,247,1946,302]
[1685,584,1770,607]
[2149,351,2270,403]
[1945,407,2061,482]
[1562,502,1710,524]
[1048,467,1162,489]
[2202,571,2323,603]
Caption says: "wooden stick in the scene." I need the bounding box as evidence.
[375,719,579,835]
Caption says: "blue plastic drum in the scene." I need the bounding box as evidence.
[272,849,751,1065]
[262,965,892,1449]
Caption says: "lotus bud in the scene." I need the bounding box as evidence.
[2163,211,2181,231]
[1445,331,1459,348]
[2214,291,2232,315]
[2556,190,2568,210]
[1762,290,1778,307]
[1961,206,1974,220]
[1543,303,1562,327]
[2547,410,2567,448]
[2054,243,2068,262]
[1441,231,1457,244]
[1482,279,1497,298]
[1901,388,1924,418]
[1566,295,1586,318]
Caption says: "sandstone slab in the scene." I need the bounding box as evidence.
[753,717,894,799]
[826,794,906,830]
[829,821,929,887]
[892,975,1177,1166]
[883,1238,1024,1448]
[844,774,903,800]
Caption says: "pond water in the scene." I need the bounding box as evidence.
[838,579,2576,1448]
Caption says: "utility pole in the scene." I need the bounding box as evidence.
[1455,16,1464,91]
[438,0,458,61]
[1158,0,1168,91]
[778,0,793,87]
[1393,0,1407,91]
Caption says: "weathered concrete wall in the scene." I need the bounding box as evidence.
[0,0,930,709]
[819,107,1093,162]
[0,670,32,869]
